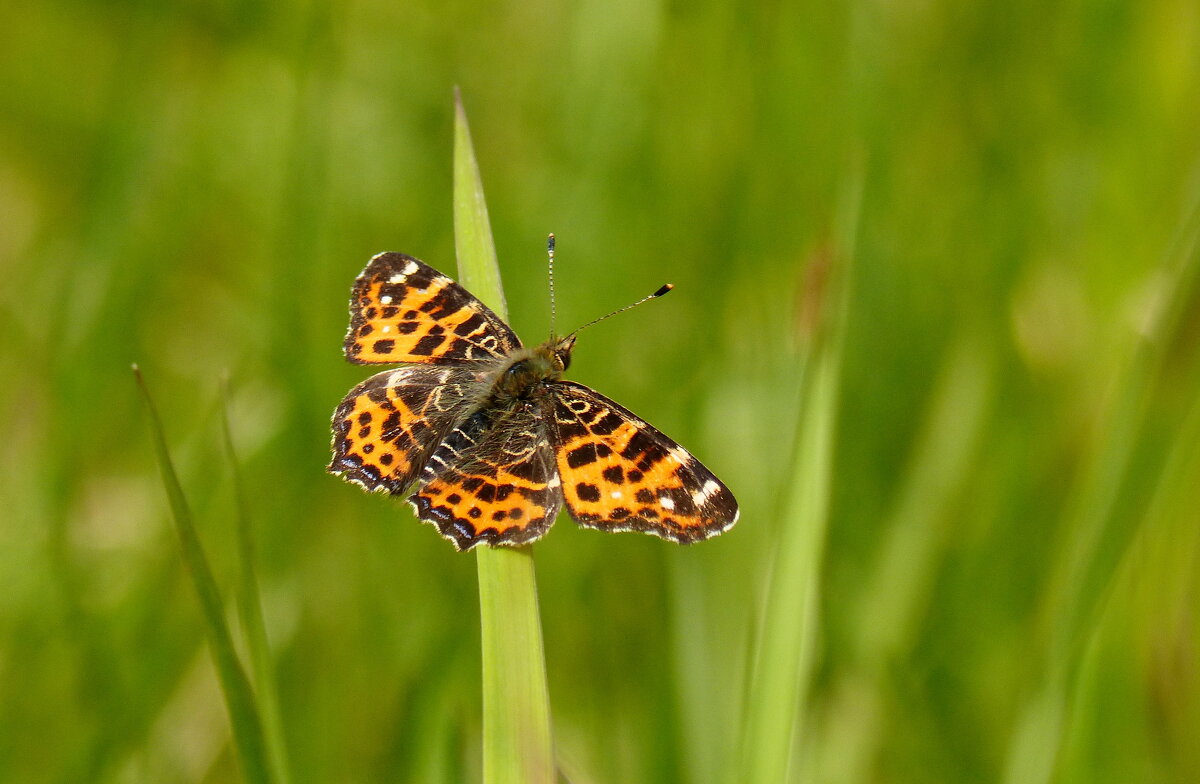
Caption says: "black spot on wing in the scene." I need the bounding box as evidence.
[508,457,540,481]
[412,334,445,355]
[589,411,623,436]
[620,427,668,466]
[455,312,486,336]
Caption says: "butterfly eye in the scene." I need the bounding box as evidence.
[557,350,572,371]
[504,360,530,383]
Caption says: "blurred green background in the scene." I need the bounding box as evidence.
[3,0,1200,782]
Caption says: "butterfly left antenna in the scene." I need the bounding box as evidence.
[547,233,558,338]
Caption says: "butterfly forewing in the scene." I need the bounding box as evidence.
[344,253,520,365]
[549,382,738,543]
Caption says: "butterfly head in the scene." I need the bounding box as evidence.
[494,335,576,402]
[551,333,576,372]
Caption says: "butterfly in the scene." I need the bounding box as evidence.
[328,242,739,550]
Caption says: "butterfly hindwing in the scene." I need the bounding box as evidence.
[550,382,738,543]
[344,252,520,365]
[328,365,482,493]
[409,402,562,551]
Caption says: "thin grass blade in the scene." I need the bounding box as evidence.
[738,337,837,783]
[739,171,860,783]
[1003,194,1200,784]
[133,366,273,784]
[453,87,507,320]
[219,377,293,784]
[815,340,991,783]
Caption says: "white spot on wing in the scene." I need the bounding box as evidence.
[660,495,676,511]
[610,490,623,500]
[547,475,561,489]
[693,480,720,505]
[380,295,393,305]
[388,274,405,284]
[669,446,692,464]
[402,260,419,275]
[381,325,392,333]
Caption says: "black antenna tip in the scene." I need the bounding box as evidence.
[547,233,556,252]
[653,283,674,297]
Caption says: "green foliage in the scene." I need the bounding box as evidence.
[2,1,1199,782]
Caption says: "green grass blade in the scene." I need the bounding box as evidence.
[817,339,991,783]
[738,340,837,784]
[1003,195,1200,784]
[133,366,273,784]
[453,87,507,321]
[739,172,859,783]
[1051,199,1200,783]
[452,89,555,784]
[855,339,991,661]
[1058,376,1200,782]
[219,377,293,784]
[475,555,555,784]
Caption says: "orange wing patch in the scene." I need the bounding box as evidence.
[551,382,738,543]
[329,366,479,493]
[409,404,561,550]
[344,253,519,365]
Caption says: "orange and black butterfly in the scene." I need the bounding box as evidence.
[329,243,738,550]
